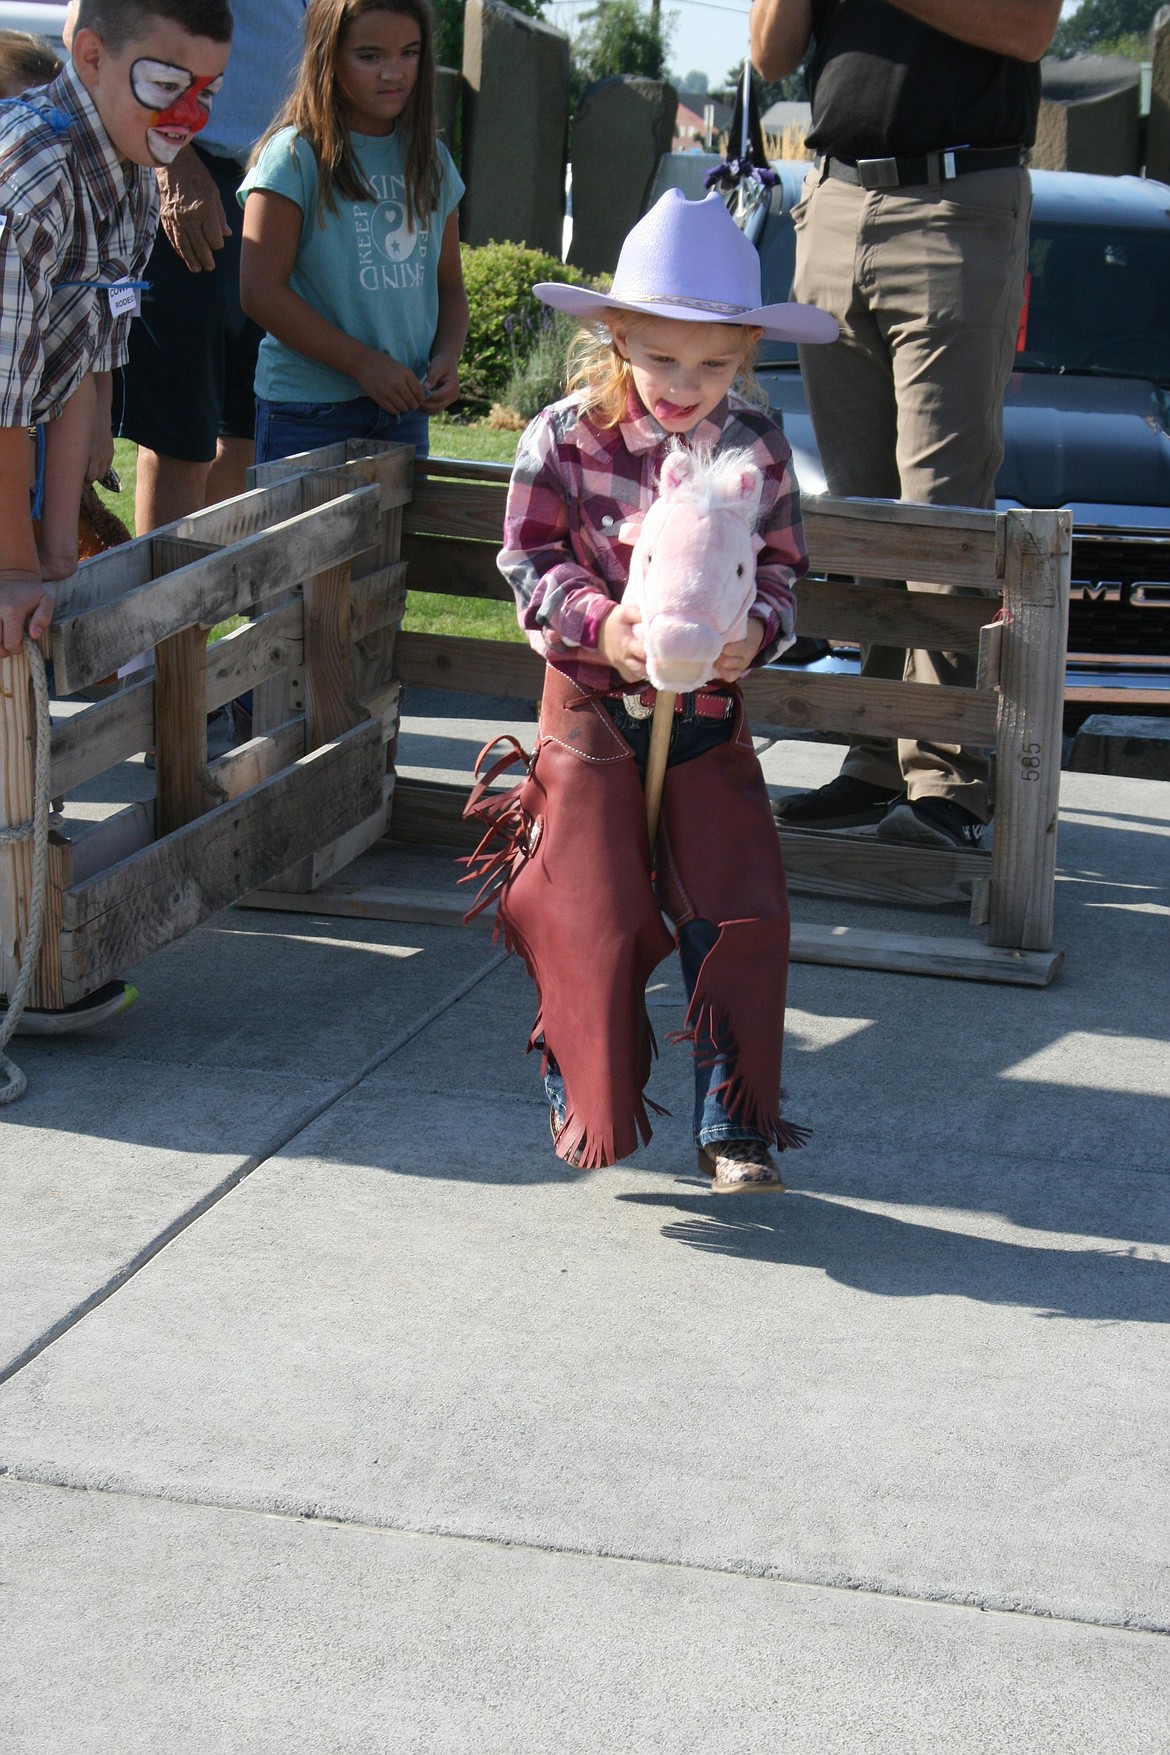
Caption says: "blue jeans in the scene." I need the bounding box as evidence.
[254,395,430,465]
[544,693,765,1150]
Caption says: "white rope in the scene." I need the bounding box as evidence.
[0,638,52,1104]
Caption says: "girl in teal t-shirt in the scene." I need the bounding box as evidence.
[239,0,468,464]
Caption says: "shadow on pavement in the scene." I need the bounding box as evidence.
[616,1188,1170,1324]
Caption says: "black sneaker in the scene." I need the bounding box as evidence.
[876,796,985,849]
[773,774,900,832]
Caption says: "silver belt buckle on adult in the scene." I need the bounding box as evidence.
[855,156,900,190]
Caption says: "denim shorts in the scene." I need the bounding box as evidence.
[254,396,430,466]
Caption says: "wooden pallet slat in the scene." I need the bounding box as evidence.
[404,475,517,544]
[743,668,1000,745]
[53,485,381,693]
[394,630,544,701]
[793,576,998,651]
[988,508,1072,951]
[801,495,1002,590]
[239,881,1062,986]
[350,562,408,639]
[49,677,153,797]
[205,599,305,712]
[58,718,384,1002]
[400,532,510,601]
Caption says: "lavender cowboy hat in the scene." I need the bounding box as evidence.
[533,189,838,344]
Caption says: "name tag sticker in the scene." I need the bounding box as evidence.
[108,281,139,317]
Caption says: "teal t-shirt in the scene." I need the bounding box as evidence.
[240,126,464,404]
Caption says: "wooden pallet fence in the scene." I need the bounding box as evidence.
[378,459,1071,986]
[0,441,413,1014]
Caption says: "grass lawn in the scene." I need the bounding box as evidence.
[430,414,521,466]
[408,414,522,642]
[101,418,523,644]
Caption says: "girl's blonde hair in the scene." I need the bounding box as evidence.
[253,0,441,230]
[566,311,767,429]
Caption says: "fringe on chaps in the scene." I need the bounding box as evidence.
[462,667,805,1168]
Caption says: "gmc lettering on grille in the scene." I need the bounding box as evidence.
[1071,580,1170,607]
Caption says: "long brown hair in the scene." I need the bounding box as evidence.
[0,29,61,97]
[255,0,441,230]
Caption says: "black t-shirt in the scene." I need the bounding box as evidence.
[805,0,1042,159]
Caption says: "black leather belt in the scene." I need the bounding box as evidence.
[822,145,1026,190]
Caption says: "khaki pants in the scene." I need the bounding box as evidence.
[793,164,1031,820]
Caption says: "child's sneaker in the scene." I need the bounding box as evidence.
[698,1139,785,1194]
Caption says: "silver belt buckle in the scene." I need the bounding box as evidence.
[856,156,899,190]
[622,690,653,721]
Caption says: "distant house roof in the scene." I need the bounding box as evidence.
[760,100,813,133]
[675,90,733,132]
[673,101,707,150]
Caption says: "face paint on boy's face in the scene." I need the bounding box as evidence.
[129,58,222,162]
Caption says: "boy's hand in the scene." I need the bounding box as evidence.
[86,425,115,485]
[421,352,460,413]
[159,149,231,272]
[357,350,426,415]
[597,601,647,683]
[0,574,54,658]
[709,617,766,684]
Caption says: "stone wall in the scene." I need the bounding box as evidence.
[435,66,460,153]
[460,0,570,255]
[569,77,678,276]
[1033,55,1140,175]
[1148,6,1170,182]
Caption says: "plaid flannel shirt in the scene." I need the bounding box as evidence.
[0,62,158,427]
[498,389,808,691]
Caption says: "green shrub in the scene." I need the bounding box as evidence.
[497,310,578,420]
[460,240,588,403]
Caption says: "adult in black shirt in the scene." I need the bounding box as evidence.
[752,0,1061,848]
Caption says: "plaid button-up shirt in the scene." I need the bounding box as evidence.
[498,389,807,691]
[0,62,158,427]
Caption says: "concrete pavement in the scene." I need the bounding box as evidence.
[2,693,1168,1750]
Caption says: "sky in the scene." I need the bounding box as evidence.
[545,0,1084,92]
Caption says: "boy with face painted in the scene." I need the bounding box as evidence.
[0,0,233,656]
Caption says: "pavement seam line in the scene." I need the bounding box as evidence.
[0,948,510,1388]
[2,1472,1167,1642]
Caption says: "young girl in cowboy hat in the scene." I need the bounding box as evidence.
[467,189,837,1192]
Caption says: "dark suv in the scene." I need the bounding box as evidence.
[749,162,1170,720]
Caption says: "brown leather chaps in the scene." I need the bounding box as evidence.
[463,666,801,1168]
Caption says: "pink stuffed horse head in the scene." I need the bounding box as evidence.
[622,444,765,693]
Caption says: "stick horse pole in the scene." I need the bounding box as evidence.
[621,444,768,853]
[643,689,676,847]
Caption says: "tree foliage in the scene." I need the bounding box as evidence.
[571,1,675,107]
[435,0,548,71]
[1051,0,1161,59]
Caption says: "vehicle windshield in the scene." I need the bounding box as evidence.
[1017,223,1170,381]
[756,208,1170,384]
